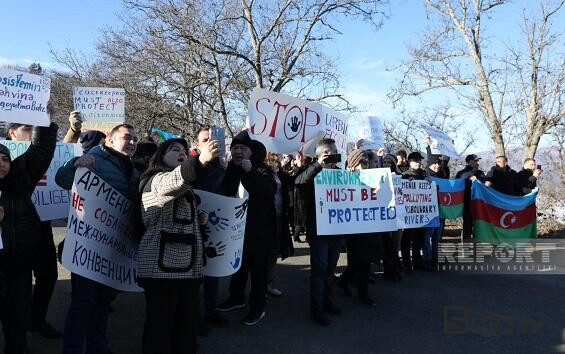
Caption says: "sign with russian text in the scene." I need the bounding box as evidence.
[0,68,51,126]
[247,88,349,156]
[314,168,397,235]
[419,124,459,160]
[0,140,82,221]
[194,190,248,277]
[348,116,384,150]
[73,87,125,131]
[62,168,142,292]
[393,176,440,228]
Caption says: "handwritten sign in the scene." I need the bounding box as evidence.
[0,140,82,220]
[348,116,384,150]
[194,190,248,277]
[247,88,349,156]
[0,68,51,126]
[73,87,125,131]
[314,168,397,235]
[419,124,459,160]
[393,176,440,229]
[62,168,141,292]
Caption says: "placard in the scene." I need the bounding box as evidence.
[394,177,440,228]
[348,116,384,150]
[419,124,459,160]
[73,87,125,131]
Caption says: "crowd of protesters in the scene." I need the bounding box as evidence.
[0,105,543,354]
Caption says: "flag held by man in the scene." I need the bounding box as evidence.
[430,177,465,220]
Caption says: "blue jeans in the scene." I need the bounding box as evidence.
[423,220,445,264]
[308,233,341,309]
[62,274,117,354]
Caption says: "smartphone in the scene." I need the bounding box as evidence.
[537,164,542,170]
[209,127,225,156]
[325,153,342,164]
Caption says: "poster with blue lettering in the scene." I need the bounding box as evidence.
[0,140,82,221]
[348,116,384,150]
[62,168,142,292]
[393,176,440,229]
[314,168,397,235]
[0,68,51,126]
[194,190,248,277]
[72,87,125,131]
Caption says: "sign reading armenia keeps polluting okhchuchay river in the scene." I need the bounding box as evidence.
[62,168,142,292]
[0,67,51,126]
[0,140,82,221]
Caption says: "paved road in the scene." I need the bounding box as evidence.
[4,225,565,354]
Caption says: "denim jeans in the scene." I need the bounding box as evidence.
[62,274,117,354]
[308,233,341,309]
[423,220,445,264]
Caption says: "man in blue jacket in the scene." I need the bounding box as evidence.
[56,123,139,354]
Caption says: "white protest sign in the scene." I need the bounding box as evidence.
[348,116,384,150]
[0,140,82,221]
[393,176,440,229]
[194,190,248,277]
[0,68,51,126]
[247,88,349,157]
[419,124,459,160]
[314,168,397,235]
[73,87,125,131]
[62,168,142,292]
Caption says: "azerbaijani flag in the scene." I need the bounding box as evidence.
[150,128,179,143]
[471,180,538,242]
[430,177,465,219]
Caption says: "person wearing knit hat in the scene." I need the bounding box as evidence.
[79,130,106,153]
[336,149,377,307]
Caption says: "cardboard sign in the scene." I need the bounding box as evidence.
[0,140,82,221]
[247,88,349,156]
[194,190,248,277]
[0,68,51,126]
[348,116,384,150]
[314,168,397,235]
[419,124,459,160]
[62,168,142,292]
[394,176,440,229]
[73,87,125,131]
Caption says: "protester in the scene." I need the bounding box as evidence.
[516,158,541,195]
[336,149,378,307]
[294,138,343,326]
[137,137,217,354]
[401,152,427,273]
[396,149,409,173]
[0,122,57,354]
[292,152,312,243]
[485,156,519,195]
[382,154,403,281]
[217,131,276,326]
[423,155,444,271]
[57,123,139,354]
[133,140,159,173]
[455,154,486,239]
[425,137,450,178]
[5,110,80,339]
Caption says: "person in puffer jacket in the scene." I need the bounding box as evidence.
[138,137,218,354]
[0,122,58,354]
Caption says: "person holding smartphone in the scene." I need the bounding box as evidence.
[516,158,542,195]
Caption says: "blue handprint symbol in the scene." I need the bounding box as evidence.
[230,249,242,269]
[209,208,229,231]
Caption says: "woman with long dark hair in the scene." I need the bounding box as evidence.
[137,137,218,354]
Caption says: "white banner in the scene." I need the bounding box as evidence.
[0,140,82,221]
[348,116,384,150]
[393,175,440,229]
[419,124,459,160]
[0,68,51,126]
[194,190,248,277]
[314,168,397,235]
[247,88,349,157]
[73,87,125,131]
[62,168,142,292]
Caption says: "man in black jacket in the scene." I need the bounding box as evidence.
[516,158,541,195]
[485,156,520,195]
[455,154,486,239]
[294,138,343,326]
[0,123,58,354]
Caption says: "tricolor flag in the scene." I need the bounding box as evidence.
[150,128,179,143]
[471,180,537,242]
[430,177,465,219]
